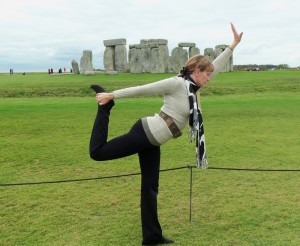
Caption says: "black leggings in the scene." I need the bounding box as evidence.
[89,104,163,243]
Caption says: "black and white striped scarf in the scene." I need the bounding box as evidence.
[184,76,208,169]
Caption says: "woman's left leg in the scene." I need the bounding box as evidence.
[139,145,163,244]
[139,147,174,245]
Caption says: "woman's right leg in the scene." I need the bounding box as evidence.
[89,103,113,159]
[89,104,154,161]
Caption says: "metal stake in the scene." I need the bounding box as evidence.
[188,165,193,223]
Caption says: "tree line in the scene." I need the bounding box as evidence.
[233,64,299,71]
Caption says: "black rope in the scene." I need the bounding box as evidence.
[207,166,300,172]
[0,166,188,187]
[1,166,299,187]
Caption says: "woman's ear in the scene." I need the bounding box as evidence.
[194,68,201,78]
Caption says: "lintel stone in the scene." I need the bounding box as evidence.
[141,39,168,45]
[178,42,196,47]
[149,43,159,49]
[134,44,143,49]
[129,44,140,49]
[140,44,151,49]
[103,38,126,47]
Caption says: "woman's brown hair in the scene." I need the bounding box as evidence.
[178,55,214,77]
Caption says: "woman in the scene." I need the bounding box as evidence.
[89,23,243,245]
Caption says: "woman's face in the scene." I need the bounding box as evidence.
[193,69,212,87]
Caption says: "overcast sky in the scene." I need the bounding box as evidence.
[1,0,299,72]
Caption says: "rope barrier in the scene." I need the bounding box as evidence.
[1,165,299,223]
[0,166,299,187]
[0,166,188,187]
[208,167,300,172]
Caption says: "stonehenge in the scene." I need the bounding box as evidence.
[74,39,233,74]
[128,40,202,73]
[102,39,232,73]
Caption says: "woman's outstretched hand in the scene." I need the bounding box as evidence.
[96,92,114,105]
[229,22,243,50]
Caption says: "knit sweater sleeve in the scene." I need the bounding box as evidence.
[112,77,179,99]
[211,47,233,78]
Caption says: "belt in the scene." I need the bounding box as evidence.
[159,111,182,138]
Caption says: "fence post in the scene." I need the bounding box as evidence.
[188,165,193,223]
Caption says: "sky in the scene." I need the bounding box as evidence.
[1,0,300,72]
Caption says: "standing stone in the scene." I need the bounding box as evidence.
[141,39,169,72]
[169,47,188,73]
[189,47,200,58]
[215,45,232,72]
[140,44,152,72]
[115,45,127,71]
[158,44,169,72]
[80,50,93,73]
[204,48,215,62]
[150,48,165,73]
[103,46,115,71]
[129,46,143,73]
[215,45,228,56]
[71,59,80,74]
[128,45,134,66]
[124,63,130,73]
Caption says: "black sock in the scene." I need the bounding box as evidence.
[90,85,105,93]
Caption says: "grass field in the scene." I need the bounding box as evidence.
[0,71,299,245]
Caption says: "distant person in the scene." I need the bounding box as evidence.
[64,67,66,73]
[51,68,53,74]
[48,68,51,74]
[88,23,243,245]
[59,68,62,73]
[10,68,13,75]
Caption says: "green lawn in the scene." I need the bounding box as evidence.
[0,71,299,245]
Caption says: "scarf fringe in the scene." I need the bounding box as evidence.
[188,128,197,143]
[197,159,208,169]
